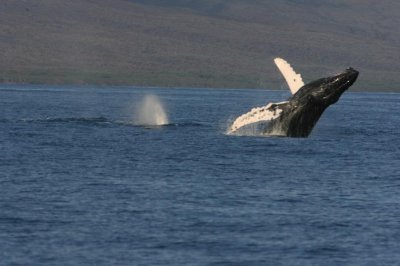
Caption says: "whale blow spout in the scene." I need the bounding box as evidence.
[135,94,169,126]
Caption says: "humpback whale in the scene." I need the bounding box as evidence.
[229,58,359,137]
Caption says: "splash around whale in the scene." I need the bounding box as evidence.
[228,59,359,137]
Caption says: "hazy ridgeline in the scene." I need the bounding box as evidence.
[0,0,399,91]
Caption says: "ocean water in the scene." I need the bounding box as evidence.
[1,85,399,265]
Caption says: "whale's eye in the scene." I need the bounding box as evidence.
[307,95,316,103]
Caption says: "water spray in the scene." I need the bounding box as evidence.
[135,94,169,126]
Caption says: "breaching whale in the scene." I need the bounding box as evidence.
[228,58,359,137]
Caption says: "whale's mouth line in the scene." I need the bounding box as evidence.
[321,76,357,101]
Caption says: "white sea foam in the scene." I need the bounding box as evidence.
[135,94,169,126]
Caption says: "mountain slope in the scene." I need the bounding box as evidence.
[0,0,399,91]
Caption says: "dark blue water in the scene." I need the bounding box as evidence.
[1,85,399,265]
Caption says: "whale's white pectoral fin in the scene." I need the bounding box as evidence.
[228,58,303,134]
[228,101,288,134]
[274,58,304,94]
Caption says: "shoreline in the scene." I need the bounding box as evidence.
[0,82,398,93]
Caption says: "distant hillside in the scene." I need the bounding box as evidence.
[0,0,399,91]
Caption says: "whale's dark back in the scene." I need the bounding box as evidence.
[265,68,359,137]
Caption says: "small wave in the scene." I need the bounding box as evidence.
[170,122,208,127]
[16,117,209,129]
[115,121,208,129]
[19,116,110,124]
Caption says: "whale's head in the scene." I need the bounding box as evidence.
[271,68,359,137]
[294,68,359,106]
